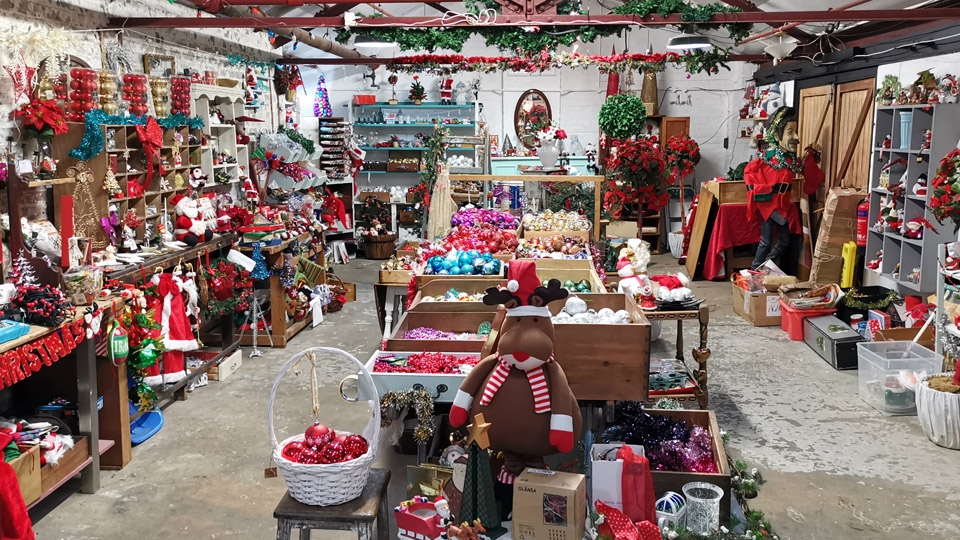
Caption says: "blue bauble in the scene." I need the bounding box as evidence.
[461,264,475,275]
[481,252,494,262]
[458,253,472,266]
[468,250,480,260]
[450,266,461,275]
[482,262,496,275]
[492,260,502,272]
[432,259,444,272]
[438,269,449,275]
[424,266,435,275]
[442,260,453,270]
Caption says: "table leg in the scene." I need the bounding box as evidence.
[675,319,684,363]
[358,522,374,540]
[377,490,390,540]
[276,519,293,540]
[382,293,397,348]
[693,306,711,409]
[299,527,311,540]
[76,334,99,494]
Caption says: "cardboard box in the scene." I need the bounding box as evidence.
[874,327,936,351]
[11,445,41,506]
[513,468,586,540]
[811,188,864,285]
[352,94,376,105]
[589,444,645,512]
[732,282,782,327]
[209,350,242,381]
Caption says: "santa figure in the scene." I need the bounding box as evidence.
[143,272,199,387]
[243,176,259,208]
[439,71,454,105]
[171,194,213,246]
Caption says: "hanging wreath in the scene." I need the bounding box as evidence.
[604,138,669,217]
[930,148,960,231]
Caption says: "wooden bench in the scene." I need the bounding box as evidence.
[274,468,391,540]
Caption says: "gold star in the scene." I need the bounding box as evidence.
[465,413,492,450]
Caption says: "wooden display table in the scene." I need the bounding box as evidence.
[238,233,316,348]
[644,305,711,409]
[274,468,390,540]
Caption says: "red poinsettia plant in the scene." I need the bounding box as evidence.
[14,98,68,138]
[664,133,702,181]
[930,148,960,230]
[604,138,668,218]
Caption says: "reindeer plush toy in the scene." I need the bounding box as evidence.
[449,260,582,484]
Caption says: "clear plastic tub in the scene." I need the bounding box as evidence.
[857,341,943,415]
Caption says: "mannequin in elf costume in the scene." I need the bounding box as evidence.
[449,260,581,485]
[745,106,824,270]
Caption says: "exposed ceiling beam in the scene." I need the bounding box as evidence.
[275,54,769,65]
[717,0,810,42]
[109,10,960,29]
[425,2,449,12]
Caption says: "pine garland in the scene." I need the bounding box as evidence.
[278,124,316,155]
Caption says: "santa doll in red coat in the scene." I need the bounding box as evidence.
[143,272,199,386]
[744,106,824,270]
[171,194,213,246]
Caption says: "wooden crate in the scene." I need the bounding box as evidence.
[416,265,506,287]
[11,445,41,506]
[209,350,242,381]
[520,227,592,242]
[387,311,497,353]
[410,277,505,312]
[358,191,390,202]
[704,180,801,205]
[486,293,650,401]
[379,268,415,285]
[646,409,732,522]
[520,258,604,293]
[41,436,88,494]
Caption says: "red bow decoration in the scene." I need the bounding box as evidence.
[136,117,165,184]
[595,501,660,540]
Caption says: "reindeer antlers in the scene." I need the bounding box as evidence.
[483,286,521,308]
[530,279,569,307]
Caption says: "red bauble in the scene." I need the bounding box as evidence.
[342,434,369,457]
[281,441,307,462]
[333,434,348,444]
[319,440,348,463]
[305,422,334,448]
[297,447,322,464]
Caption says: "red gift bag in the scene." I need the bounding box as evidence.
[616,444,656,524]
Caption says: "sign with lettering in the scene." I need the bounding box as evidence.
[0,320,86,390]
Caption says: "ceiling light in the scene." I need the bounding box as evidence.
[764,34,798,65]
[353,35,397,49]
[666,32,713,51]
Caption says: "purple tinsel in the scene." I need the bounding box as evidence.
[404,327,456,340]
[600,401,716,473]
[450,208,518,229]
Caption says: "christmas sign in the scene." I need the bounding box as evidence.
[0,320,87,390]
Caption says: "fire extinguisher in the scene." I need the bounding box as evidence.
[856,198,870,247]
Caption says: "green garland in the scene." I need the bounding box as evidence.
[680,47,734,76]
[611,0,752,41]
[277,124,316,155]
[598,94,648,140]
[380,388,435,444]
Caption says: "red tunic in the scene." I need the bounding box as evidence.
[743,149,824,221]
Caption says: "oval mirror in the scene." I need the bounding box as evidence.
[514,89,552,149]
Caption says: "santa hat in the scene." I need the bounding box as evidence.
[504,260,551,317]
[171,194,192,213]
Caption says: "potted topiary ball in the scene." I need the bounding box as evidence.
[598,94,648,141]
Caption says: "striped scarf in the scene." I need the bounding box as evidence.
[479,354,553,414]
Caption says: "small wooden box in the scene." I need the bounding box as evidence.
[388,150,422,172]
[647,409,732,522]
[358,191,390,203]
[522,258,605,293]
[399,210,416,223]
[379,268,414,285]
[209,350,243,381]
[388,311,496,353]
[704,180,801,205]
[11,445,41,506]
[410,277,506,312]
[41,436,88,494]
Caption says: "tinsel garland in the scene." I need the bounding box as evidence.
[277,125,316,155]
[69,110,205,161]
[600,401,716,473]
[227,54,275,71]
[842,288,897,310]
[270,261,295,288]
[383,51,680,75]
[380,388,435,444]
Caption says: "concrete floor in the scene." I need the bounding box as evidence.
[30,255,960,540]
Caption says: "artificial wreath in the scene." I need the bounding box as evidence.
[611,0,752,42]
[604,138,669,217]
[598,94,648,141]
[202,260,254,319]
[930,148,960,231]
[380,388,435,444]
[360,196,392,228]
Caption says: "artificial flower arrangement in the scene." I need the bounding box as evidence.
[14,98,69,138]
[664,133,702,180]
[604,138,668,218]
[930,148,960,230]
[536,124,568,144]
[409,76,427,103]
[521,103,550,132]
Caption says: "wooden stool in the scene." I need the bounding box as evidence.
[274,468,391,540]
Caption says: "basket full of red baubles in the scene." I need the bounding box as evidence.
[268,348,380,506]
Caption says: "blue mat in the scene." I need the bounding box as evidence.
[129,402,164,445]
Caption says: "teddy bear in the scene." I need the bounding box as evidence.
[171,194,213,246]
[616,257,646,298]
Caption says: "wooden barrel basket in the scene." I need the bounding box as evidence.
[364,233,397,260]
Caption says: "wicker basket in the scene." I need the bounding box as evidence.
[364,233,397,260]
[268,348,380,506]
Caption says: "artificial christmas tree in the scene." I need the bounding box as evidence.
[458,414,505,538]
[9,252,37,286]
[250,242,269,280]
[313,71,333,117]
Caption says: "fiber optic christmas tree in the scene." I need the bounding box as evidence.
[314,71,333,118]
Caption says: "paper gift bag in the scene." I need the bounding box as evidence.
[590,443,655,523]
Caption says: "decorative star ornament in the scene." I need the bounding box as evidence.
[4,51,36,105]
[465,413,491,450]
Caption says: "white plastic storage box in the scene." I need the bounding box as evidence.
[857,341,943,415]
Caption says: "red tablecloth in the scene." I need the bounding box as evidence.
[702,203,801,280]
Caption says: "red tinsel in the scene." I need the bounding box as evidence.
[373,352,479,374]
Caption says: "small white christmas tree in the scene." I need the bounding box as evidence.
[9,252,37,286]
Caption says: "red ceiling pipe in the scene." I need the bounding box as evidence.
[108,10,960,29]
[737,0,874,45]
[273,54,770,65]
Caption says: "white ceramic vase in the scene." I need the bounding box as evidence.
[916,373,960,449]
[539,140,560,168]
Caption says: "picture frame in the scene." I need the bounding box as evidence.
[143,54,176,77]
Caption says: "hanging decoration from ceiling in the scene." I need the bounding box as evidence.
[610,0,752,41]
[383,50,681,75]
[313,71,333,118]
